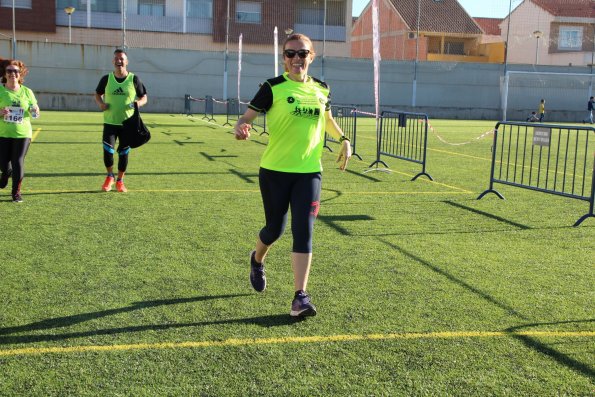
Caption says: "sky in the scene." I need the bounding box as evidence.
[351,0,523,18]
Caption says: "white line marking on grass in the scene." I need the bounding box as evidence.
[186,115,229,129]
[0,330,592,357]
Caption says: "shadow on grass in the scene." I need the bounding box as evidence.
[344,168,383,182]
[443,200,530,229]
[229,169,258,184]
[382,239,595,379]
[0,294,303,345]
[505,319,595,380]
[379,238,529,320]
[319,214,374,236]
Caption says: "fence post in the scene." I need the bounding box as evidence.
[184,94,191,116]
[574,152,595,226]
[202,95,215,122]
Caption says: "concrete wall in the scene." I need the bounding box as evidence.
[1,40,590,121]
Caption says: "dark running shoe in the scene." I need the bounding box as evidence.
[0,169,11,189]
[12,193,23,203]
[290,290,317,317]
[249,250,266,292]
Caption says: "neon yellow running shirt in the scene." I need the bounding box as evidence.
[249,73,331,173]
[0,85,38,139]
[103,72,136,125]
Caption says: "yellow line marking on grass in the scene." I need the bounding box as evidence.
[354,164,473,194]
[428,147,492,162]
[343,191,469,195]
[31,128,42,142]
[28,188,261,194]
[27,188,472,196]
[335,150,473,193]
[0,330,592,357]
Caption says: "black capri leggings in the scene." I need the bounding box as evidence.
[102,124,130,172]
[258,167,322,254]
[0,137,31,196]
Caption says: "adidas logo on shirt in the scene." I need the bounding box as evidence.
[112,87,125,95]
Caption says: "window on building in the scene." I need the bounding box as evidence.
[444,41,465,55]
[1,0,32,8]
[56,0,103,12]
[60,0,118,13]
[297,0,345,26]
[236,1,261,24]
[139,0,165,16]
[558,26,583,50]
[187,0,212,18]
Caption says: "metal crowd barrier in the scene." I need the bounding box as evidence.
[202,95,215,122]
[220,99,267,135]
[367,110,433,181]
[252,111,267,136]
[183,94,215,122]
[477,121,595,226]
[324,105,362,160]
[222,98,240,127]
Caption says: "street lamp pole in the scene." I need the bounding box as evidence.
[65,6,76,44]
[533,30,542,65]
[11,0,16,58]
[589,25,594,98]
[321,0,327,81]
[121,0,127,49]
[223,0,230,100]
[412,0,420,107]
[503,0,513,75]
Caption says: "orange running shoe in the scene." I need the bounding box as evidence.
[116,180,127,193]
[102,176,115,192]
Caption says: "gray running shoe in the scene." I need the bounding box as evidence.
[290,290,317,317]
[249,250,266,292]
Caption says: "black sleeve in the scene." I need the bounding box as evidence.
[248,83,273,113]
[95,75,109,95]
[133,75,147,98]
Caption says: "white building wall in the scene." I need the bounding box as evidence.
[501,1,592,67]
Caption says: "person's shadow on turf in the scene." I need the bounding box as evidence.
[0,294,303,345]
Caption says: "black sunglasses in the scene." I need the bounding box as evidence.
[6,69,20,74]
[283,49,310,59]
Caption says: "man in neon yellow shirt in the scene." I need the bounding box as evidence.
[95,49,148,193]
[234,34,351,317]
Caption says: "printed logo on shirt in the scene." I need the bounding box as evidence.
[287,96,295,104]
[112,87,126,95]
[291,106,320,120]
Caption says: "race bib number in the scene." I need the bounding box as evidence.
[4,106,24,124]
